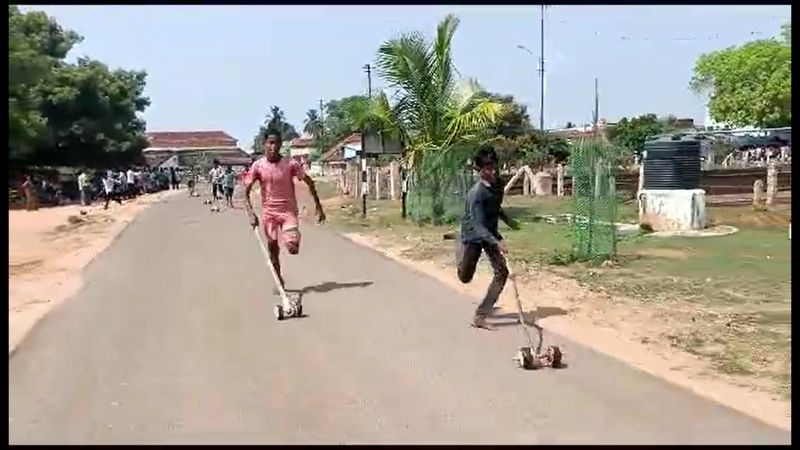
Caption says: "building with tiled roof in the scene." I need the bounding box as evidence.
[321,133,362,168]
[143,130,249,168]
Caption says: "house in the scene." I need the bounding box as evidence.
[321,133,362,172]
[550,119,614,142]
[287,134,319,167]
[143,130,249,169]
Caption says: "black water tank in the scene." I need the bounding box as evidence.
[642,134,701,190]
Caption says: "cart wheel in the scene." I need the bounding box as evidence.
[548,346,563,368]
[274,304,284,321]
[295,305,303,317]
[518,347,535,370]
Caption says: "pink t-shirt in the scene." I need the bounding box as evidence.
[246,156,306,216]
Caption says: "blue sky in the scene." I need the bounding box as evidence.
[26,5,790,147]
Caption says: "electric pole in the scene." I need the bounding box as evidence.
[539,4,546,132]
[593,77,599,136]
[363,64,372,98]
[319,98,325,160]
[360,64,372,218]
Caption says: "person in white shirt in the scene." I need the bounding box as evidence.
[77,170,90,206]
[103,171,122,209]
[126,168,137,198]
[209,160,225,200]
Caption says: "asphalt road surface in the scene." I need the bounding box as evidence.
[9,192,791,444]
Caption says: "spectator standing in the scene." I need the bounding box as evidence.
[77,170,90,206]
[22,175,38,211]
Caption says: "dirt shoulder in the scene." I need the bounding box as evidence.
[9,190,182,355]
[330,221,791,430]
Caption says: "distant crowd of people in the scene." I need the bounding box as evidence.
[14,162,262,212]
[17,166,188,212]
[725,145,791,167]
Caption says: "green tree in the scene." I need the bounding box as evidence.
[488,131,569,168]
[303,109,322,139]
[9,6,149,168]
[781,22,791,46]
[9,5,81,162]
[251,106,300,152]
[690,25,791,128]
[476,92,532,138]
[323,95,370,144]
[608,114,666,155]
[355,14,506,223]
[33,58,150,167]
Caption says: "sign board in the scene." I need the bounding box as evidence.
[362,128,403,156]
[342,146,359,160]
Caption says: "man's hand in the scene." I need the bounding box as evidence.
[248,210,259,228]
[316,205,326,224]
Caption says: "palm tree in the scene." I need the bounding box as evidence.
[354,14,506,223]
[303,109,322,140]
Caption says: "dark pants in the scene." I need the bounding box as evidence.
[212,183,222,199]
[104,191,122,209]
[457,240,509,316]
[224,186,234,203]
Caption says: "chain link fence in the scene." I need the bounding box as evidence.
[406,148,476,226]
[570,139,619,264]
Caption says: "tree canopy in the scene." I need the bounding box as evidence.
[353,14,506,223]
[690,24,791,128]
[607,114,666,155]
[323,95,370,145]
[251,106,300,153]
[476,92,533,139]
[9,6,150,168]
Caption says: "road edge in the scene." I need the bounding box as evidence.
[335,231,791,432]
[8,190,183,358]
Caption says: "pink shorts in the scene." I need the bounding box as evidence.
[263,211,301,250]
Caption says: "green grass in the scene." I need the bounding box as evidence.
[327,194,792,398]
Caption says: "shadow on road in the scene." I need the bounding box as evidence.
[487,306,569,328]
[289,281,374,296]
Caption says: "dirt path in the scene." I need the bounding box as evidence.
[8,190,183,355]
[340,232,791,431]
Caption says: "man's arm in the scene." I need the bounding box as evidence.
[468,190,500,247]
[301,174,326,223]
[243,176,258,227]
[499,208,519,230]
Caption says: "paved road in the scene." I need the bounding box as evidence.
[9,193,791,444]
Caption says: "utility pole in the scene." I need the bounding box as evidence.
[318,98,325,160]
[360,64,372,218]
[539,4,546,132]
[593,77,599,137]
[363,64,372,98]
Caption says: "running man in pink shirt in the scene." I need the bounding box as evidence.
[244,132,326,292]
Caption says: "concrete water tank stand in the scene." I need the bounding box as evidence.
[638,189,706,231]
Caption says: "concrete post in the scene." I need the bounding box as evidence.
[389,162,398,200]
[375,168,381,200]
[766,162,777,206]
[753,179,765,207]
[557,164,564,197]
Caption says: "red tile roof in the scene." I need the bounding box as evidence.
[290,137,317,148]
[216,156,254,166]
[322,133,362,162]
[146,131,238,150]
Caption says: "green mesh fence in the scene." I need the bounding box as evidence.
[406,148,476,226]
[570,139,618,264]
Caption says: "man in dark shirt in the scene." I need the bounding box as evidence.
[457,145,519,329]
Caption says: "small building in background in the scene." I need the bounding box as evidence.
[321,133,362,173]
[287,135,318,168]
[143,131,249,169]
